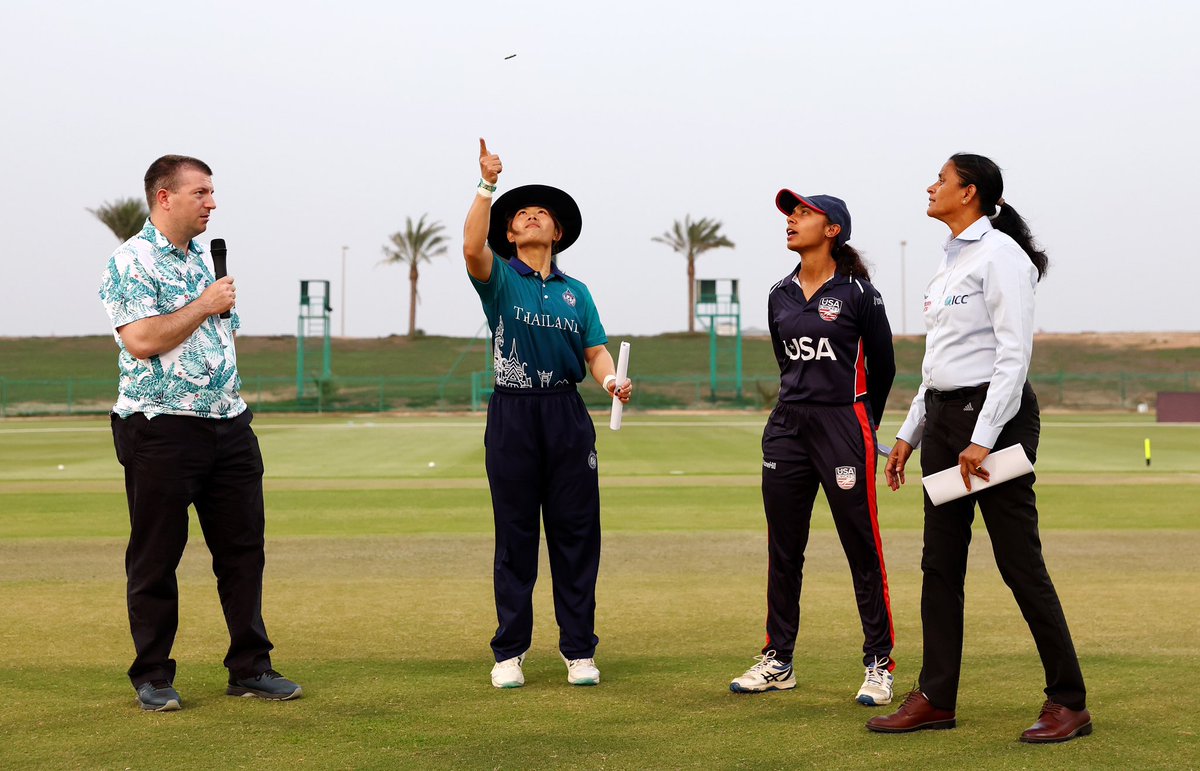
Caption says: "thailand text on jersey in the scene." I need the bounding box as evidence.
[469,255,607,389]
[767,265,896,424]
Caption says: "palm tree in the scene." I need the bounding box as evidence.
[88,197,149,241]
[652,216,735,332]
[381,214,449,338]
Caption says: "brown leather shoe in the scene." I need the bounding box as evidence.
[1019,699,1093,743]
[866,689,956,733]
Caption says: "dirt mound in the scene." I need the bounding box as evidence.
[1036,332,1200,350]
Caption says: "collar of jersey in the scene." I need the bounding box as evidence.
[943,215,994,249]
[141,218,202,263]
[509,256,569,281]
[782,262,849,289]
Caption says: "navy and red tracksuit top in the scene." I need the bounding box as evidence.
[767,266,896,427]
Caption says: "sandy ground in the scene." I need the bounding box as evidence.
[1034,331,1200,350]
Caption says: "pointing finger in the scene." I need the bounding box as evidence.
[479,138,489,158]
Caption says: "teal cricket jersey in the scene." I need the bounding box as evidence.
[469,255,607,389]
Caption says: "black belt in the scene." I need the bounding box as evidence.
[927,383,988,402]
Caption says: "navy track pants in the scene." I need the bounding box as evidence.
[484,384,601,661]
[759,400,895,668]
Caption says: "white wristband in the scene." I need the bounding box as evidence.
[603,374,617,391]
[477,178,497,199]
[476,186,494,199]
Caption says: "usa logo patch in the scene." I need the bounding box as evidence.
[562,289,577,307]
[818,297,842,322]
[835,466,857,490]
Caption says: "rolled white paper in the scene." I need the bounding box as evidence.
[921,444,1035,506]
[609,341,631,431]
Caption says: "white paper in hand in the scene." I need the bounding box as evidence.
[609,341,630,431]
[921,444,1035,506]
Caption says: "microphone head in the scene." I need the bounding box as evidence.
[210,238,228,280]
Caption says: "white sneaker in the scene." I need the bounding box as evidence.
[729,651,796,693]
[855,657,894,706]
[490,653,526,689]
[560,653,600,686]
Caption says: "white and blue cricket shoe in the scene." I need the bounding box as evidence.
[856,657,895,706]
[729,651,796,693]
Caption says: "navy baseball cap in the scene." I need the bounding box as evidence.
[775,190,852,248]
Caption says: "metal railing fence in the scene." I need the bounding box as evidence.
[1,372,1195,417]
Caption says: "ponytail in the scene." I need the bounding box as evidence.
[834,243,871,282]
[950,153,1049,281]
[989,201,1048,280]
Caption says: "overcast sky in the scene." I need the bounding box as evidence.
[2,0,1197,341]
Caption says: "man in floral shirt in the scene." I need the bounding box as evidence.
[99,155,301,711]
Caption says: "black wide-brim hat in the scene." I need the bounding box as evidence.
[487,184,582,259]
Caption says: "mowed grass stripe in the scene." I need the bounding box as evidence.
[2,482,1198,540]
[3,414,1199,483]
[4,416,1200,435]
[0,530,1195,768]
[1,413,1198,768]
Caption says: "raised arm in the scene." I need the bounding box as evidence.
[464,138,501,282]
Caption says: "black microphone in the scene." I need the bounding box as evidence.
[210,238,231,319]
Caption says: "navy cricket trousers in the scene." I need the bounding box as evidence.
[484,384,601,662]
[917,382,1086,711]
[110,410,274,687]
[760,400,895,668]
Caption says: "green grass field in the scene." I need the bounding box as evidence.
[1,412,1197,769]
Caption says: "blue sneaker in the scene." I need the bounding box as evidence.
[226,669,303,700]
[136,680,181,711]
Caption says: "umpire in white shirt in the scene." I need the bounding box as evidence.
[867,154,1090,743]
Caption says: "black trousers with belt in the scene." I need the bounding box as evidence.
[484,384,601,662]
[110,410,273,687]
[760,400,895,668]
[917,382,1086,711]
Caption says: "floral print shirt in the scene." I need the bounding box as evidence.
[99,219,245,419]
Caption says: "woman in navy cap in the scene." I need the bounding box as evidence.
[729,190,897,707]
[463,139,631,689]
[867,153,1090,742]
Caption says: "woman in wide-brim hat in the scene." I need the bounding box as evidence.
[462,138,631,690]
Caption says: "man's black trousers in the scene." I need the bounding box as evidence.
[760,400,895,667]
[111,410,273,687]
[484,385,601,662]
[916,382,1086,711]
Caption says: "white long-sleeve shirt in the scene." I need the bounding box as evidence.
[896,216,1037,449]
